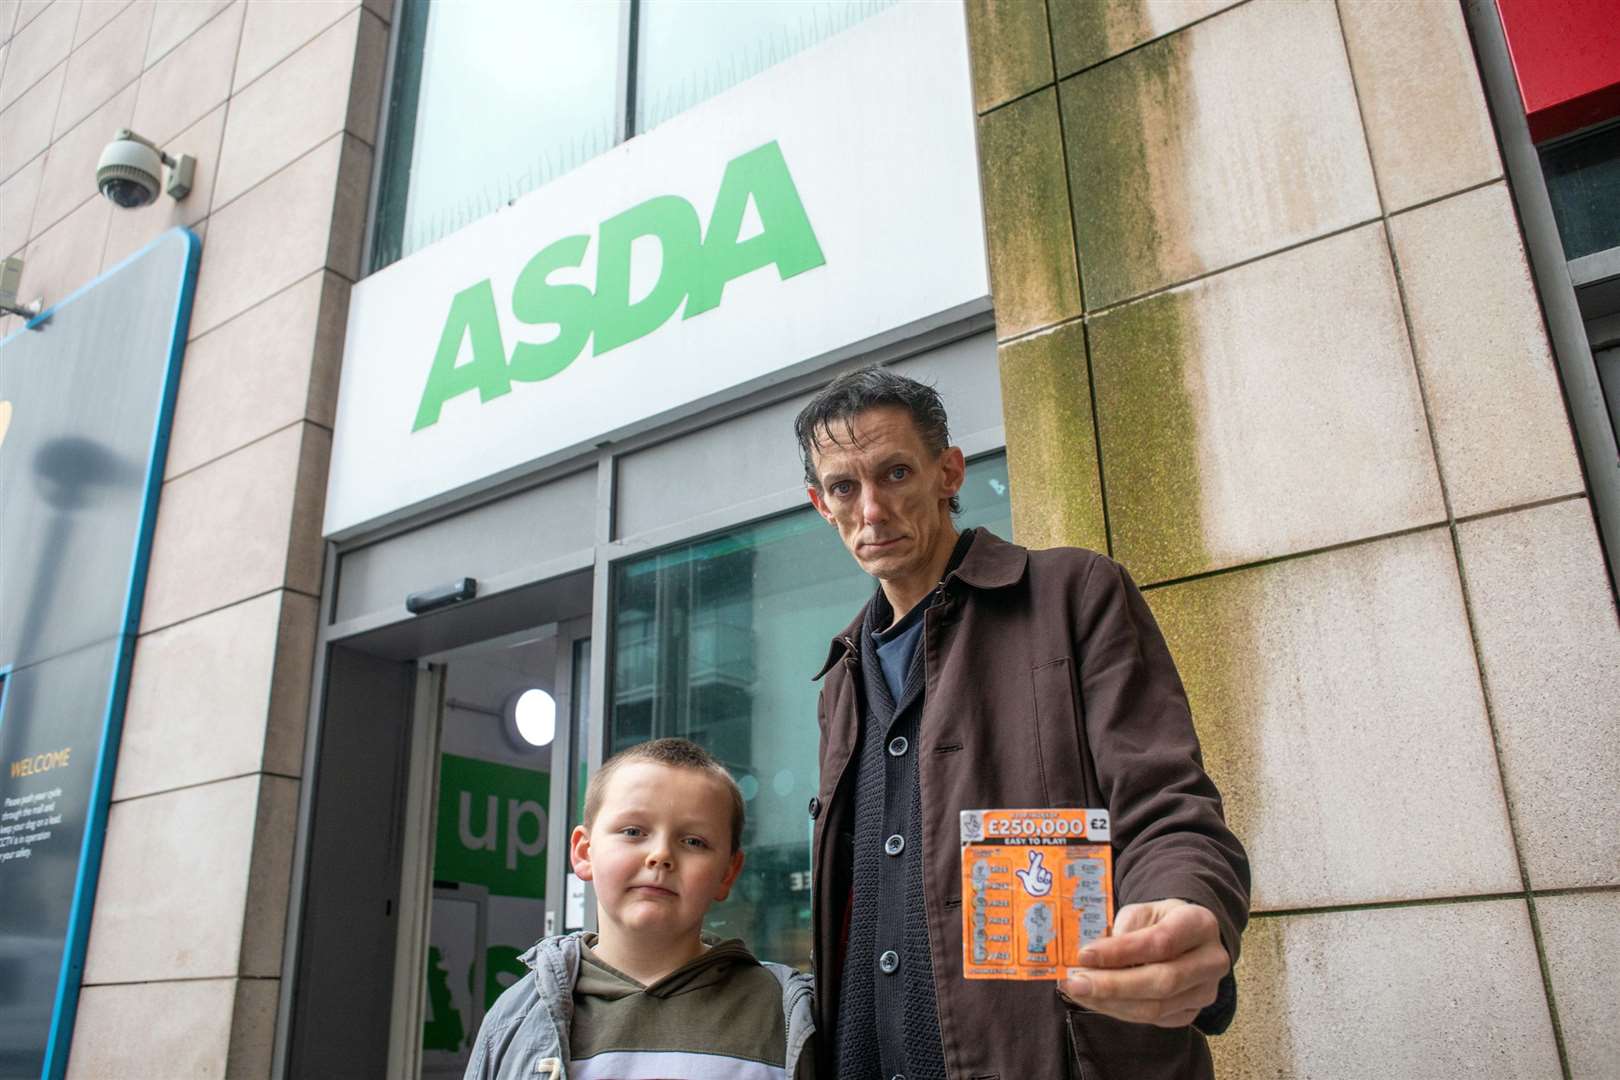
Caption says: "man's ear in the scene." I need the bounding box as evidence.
[714,849,746,901]
[807,484,834,525]
[569,825,594,881]
[940,446,966,501]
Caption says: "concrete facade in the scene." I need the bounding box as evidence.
[967,0,1619,1076]
[0,0,386,1073]
[2,0,1616,1076]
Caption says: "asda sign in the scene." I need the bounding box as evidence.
[325,1,987,537]
[415,141,825,431]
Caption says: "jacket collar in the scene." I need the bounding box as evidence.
[814,606,868,681]
[812,527,1027,680]
[949,526,1028,591]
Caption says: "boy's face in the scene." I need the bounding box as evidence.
[570,761,744,946]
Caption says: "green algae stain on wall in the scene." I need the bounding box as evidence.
[1144,570,1266,864]
[1060,28,1184,310]
[998,323,1107,553]
[1050,0,1239,77]
[1146,556,1298,1076]
[976,88,1084,339]
[1206,910,1297,1076]
[964,0,1055,112]
[1050,0,1155,76]
[1089,285,1209,584]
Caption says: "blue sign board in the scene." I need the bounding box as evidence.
[0,229,198,1078]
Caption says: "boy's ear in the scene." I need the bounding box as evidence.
[569,825,594,881]
[713,849,745,902]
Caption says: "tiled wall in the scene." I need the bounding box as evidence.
[0,0,388,1074]
[966,1,1620,1075]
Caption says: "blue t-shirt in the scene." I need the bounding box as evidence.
[871,592,928,702]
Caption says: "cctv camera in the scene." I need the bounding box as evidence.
[97,135,160,207]
[96,129,195,209]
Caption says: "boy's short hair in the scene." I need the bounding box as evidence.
[583,738,746,853]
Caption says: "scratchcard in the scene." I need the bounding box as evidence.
[960,808,1113,980]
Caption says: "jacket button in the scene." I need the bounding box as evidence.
[887,736,908,757]
[884,834,905,856]
[879,950,900,974]
[807,796,821,819]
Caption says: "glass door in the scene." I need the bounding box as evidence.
[547,620,593,935]
[386,602,590,1078]
[606,453,1012,967]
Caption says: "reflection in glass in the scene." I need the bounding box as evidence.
[634,0,895,135]
[608,453,1010,965]
[568,637,592,838]
[0,230,194,1075]
[1541,121,1620,262]
[370,1,903,273]
[371,0,622,269]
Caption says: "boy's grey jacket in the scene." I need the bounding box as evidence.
[462,931,815,1080]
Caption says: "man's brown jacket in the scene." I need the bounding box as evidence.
[810,529,1250,1079]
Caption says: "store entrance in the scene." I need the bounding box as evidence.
[282,567,593,1079]
[412,617,591,1078]
[282,330,1009,1078]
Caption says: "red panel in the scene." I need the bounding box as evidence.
[1497,0,1620,142]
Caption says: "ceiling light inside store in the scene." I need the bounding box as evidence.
[508,688,556,748]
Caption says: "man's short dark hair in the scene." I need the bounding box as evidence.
[794,364,960,514]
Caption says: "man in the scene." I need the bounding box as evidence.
[797,365,1249,1079]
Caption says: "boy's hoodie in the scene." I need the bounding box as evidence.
[463,931,815,1080]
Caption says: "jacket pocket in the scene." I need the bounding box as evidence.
[1065,1010,1213,1080]
[1032,658,1093,807]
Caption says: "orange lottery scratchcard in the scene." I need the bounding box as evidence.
[959,808,1113,980]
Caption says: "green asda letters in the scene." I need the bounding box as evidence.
[412,141,825,432]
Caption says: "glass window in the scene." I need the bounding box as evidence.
[568,636,592,837]
[371,1,898,273]
[1541,121,1620,263]
[371,0,623,269]
[633,0,894,134]
[958,452,1012,540]
[1597,346,1620,438]
[607,452,1011,966]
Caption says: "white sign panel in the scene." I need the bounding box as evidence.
[324,2,988,537]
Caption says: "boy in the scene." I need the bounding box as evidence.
[464,738,816,1079]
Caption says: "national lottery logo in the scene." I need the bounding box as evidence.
[1015,850,1053,897]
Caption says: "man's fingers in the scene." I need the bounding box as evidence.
[1081,901,1218,969]
[1061,981,1220,1027]
[1110,901,1159,937]
[1056,900,1229,1030]
[1063,940,1228,1004]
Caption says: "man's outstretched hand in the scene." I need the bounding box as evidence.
[1057,898,1228,1028]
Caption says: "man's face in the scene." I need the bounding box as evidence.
[806,405,965,586]
[570,762,744,945]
